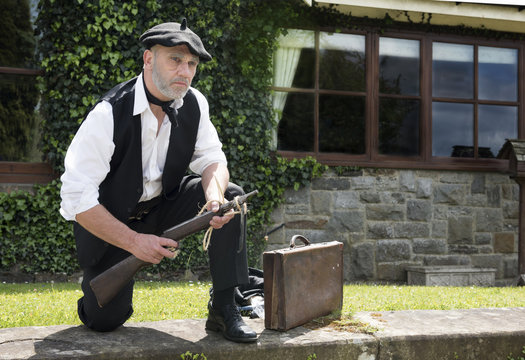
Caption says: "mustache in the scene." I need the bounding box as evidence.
[170,78,189,86]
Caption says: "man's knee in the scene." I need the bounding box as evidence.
[78,296,133,332]
[225,182,244,198]
[77,273,134,332]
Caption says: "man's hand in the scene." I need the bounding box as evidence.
[207,200,234,229]
[130,233,179,264]
[76,204,180,265]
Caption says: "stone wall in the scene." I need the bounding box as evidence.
[265,168,519,286]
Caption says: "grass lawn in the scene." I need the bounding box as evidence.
[1,281,524,328]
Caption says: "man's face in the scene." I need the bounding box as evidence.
[150,45,199,100]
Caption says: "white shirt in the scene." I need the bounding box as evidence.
[59,73,227,221]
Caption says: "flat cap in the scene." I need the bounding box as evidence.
[139,19,212,62]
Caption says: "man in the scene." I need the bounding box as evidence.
[59,20,257,343]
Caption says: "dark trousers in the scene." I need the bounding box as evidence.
[77,175,249,332]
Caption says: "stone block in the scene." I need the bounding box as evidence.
[330,168,363,177]
[367,222,394,239]
[376,239,411,262]
[348,232,365,244]
[366,168,397,176]
[311,177,351,191]
[394,222,430,238]
[265,225,286,245]
[431,221,447,238]
[351,176,375,190]
[399,171,416,192]
[475,233,492,245]
[406,266,496,286]
[269,206,284,224]
[501,183,519,201]
[471,174,485,194]
[376,175,399,191]
[433,205,448,220]
[413,238,447,254]
[366,204,404,221]
[283,186,310,205]
[448,216,473,244]
[504,257,518,278]
[465,194,487,207]
[487,185,501,208]
[390,192,407,204]
[448,205,474,217]
[284,229,335,244]
[434,184,464,205]
[360,191,380,203]
[334,191,361,209]
[407,199,431,221]
[440,172,471,184]
[377,262,414,281]
[311,191,331,214]
[284,203,310,215]
[479,245,493,254]
[416,178,433,198]
[503,201,519,220]
[449,244,480,254]
[350,242,375,280]
[471,254,503,278]
[285,218,328,230]
[423,255,470,266]
[475,208,503,232]
[329,210,365,233]
[494,233,515,253]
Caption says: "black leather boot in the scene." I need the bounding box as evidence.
[206,302,257,343]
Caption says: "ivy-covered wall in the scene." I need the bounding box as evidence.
[1,0,328,275]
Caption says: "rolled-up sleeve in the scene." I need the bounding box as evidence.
[59,101,115,221]
[188,89,227,175]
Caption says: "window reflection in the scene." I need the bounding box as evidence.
[273,30,315,89]
[319,32,366,92]
[433,43,474,99]
[319,95,365,154]
[1,0,41,162]
[479,105,517,158]
[479,46,518,102]
[277,92,315,152]
[0,73,40,161]
[272,30,315,149]
[379,37,420,96]
[432,102,474,157]
[379,98,420,156]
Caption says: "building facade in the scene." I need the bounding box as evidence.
[267,0,525,285]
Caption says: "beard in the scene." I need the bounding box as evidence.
[151,60,189,100]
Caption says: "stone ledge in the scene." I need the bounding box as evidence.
[406,266,496,286]
[1,308,524,360]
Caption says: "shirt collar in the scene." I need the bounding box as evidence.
[134,72,184,116]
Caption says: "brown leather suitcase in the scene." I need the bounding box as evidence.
[263,235,344,331]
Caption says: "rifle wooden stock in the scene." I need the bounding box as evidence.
[89,190,258,308]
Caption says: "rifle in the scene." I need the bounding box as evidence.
[90,190,258,308]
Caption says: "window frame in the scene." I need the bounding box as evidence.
[272,27,524,172]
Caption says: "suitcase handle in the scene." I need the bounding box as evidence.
[289,234,311,248]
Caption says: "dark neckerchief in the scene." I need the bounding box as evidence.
[142,75,178,127]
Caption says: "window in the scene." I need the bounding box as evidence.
[379,37,420,157]
[272,29,522,171]
[0,0,42,162]
[432,43,518,159]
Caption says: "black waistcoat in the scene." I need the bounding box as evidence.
[73,76,201,267]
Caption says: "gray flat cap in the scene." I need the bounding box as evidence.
[139,19,212,62]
